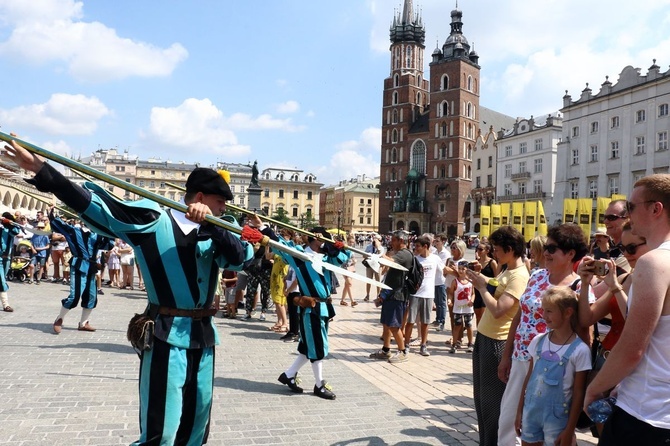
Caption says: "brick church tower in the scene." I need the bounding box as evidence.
[379,2,480,236]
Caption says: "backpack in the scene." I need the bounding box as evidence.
[403,250,424,294]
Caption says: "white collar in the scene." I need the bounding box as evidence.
[170,199,200,235]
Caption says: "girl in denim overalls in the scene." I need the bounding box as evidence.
[515,286,592,446]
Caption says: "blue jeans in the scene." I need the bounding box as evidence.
[434,285,447,324]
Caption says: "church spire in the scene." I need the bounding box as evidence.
[390,0,425,45]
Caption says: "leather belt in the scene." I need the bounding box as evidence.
[154,305,217,319]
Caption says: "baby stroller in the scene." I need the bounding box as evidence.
[8,240,32,282]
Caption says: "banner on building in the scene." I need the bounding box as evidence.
[512,202,524,233]
[537,201,548,236]
[611,194,627,202]
[524,202,537,242]
[501,202,510,226]
[563,199,577,224]
[480,205,491,237]
[578,198,593,242]
[596,197,612,225]
[491,204,502,233]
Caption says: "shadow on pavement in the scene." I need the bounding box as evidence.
[39,341,134,354]
[214,376,294,395]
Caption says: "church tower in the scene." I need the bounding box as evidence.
[379,3,480,236]
[379,0,429,235]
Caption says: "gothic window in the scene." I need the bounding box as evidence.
[440,166,446,178]
[410,140,426,174]
[394,73,399,87]
[440,144,447,158]
[392,109,398,124]
[405,46,412,68]
[467,144,472,160]
[442,101,449,117]
[466,102,472,118]
[442,74,449,90]
[393,91,398,105]
[392,129,398,143]
[417,92,422,104]
[391,147,398,163]
[448,142,453,158]
[467,75,473,91]
[441,122,447,137]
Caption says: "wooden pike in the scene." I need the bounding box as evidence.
[0,132,391,290]
[165,181,406,273]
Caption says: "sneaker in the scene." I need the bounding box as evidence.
[27,280,33,284]
[409,338,421,347]
[369,349,392,360]
[419,345,430,356]
[431,320,439,327]
[97,289,105,295]
[466,343,474,353]
[53,318,63,334]
[437,323,444,332]
[313,381,336,400]
[35,280,40,285]
[3,305,14,312]
[277,372,304,393]
[259,312,266,321]
[449,345,456,354]
[388,351,408,363]
[243,313,252,320]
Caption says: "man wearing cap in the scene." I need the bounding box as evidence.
[243,221,351,399]
[28,221,50,284]
[1,212,22,311]
[49,208,113,333]
[5,140,255,445]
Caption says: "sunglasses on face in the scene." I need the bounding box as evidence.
[543,244,561,254]
[616,241,646,255]
[603,214,626,222]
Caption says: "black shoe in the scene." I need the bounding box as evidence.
[279,332,295,342]
[97,289,105,295]
[313,381,336,400]
[278,372,303,393]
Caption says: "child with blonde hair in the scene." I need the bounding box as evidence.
[515,286,591,446]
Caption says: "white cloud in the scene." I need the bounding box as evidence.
[42,139,75,157]
[146,98,306,157]
[0,0,187,82]
[315,127,381,185]
[276,100,300,114]
[0,93,110,135]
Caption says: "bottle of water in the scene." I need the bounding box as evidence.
[587,397,616,424]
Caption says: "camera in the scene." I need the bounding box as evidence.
[593,260,608,276]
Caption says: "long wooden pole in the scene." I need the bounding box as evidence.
[0,132,391,289]
[165,181,407,272]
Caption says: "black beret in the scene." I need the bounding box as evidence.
[185,168,233,200]
[309,226,333,241]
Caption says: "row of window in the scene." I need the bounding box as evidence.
[503,139,544,157]
[263,189,314,200]
[569,178,620,199]
[501,180,544,196]
[570,132,669,164]
[571,104,669,137]
[262,172,315,182]
[503,159,544,177]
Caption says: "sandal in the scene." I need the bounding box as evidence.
[351,301,358,307]
[275,326,289,333]
[340,301,348,306]
[268,325,282,331]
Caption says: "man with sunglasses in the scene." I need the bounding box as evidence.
[584,175,670,445]
[602,200,631,274]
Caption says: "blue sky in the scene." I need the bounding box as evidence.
[1,0,669,187]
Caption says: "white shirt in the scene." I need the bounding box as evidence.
[412,253,441,299]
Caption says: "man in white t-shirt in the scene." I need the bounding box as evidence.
[584,174,670,444]
[404,235,445,357]
[432,233,451,331]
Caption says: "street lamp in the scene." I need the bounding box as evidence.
[337,209,342,240]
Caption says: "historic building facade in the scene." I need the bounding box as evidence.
[319,175,380,234]
[259,167,322,227]
[554,63,670,224]
[378,2,509,236]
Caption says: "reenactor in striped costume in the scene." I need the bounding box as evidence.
[7,139,255,446]
[48,209,113,333]
[1,212,21,312]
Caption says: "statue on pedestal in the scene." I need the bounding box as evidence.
[250,160,259,187]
